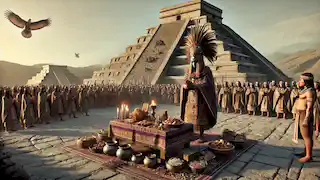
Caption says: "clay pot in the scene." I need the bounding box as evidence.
[76,137,96,149]
[96,132,109,142]
[143,154,157,168]
[131,153,144,164]
[116,144,133,161]
[103,141,118,156]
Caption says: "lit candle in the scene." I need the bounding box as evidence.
[125,105,129,118]
[151,100,157,106]
[116,107,119,119]
[121,104,125,120]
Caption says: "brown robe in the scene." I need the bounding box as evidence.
[1,96,18,131]
[273,87,289,113]
[180,66,217,131]
[218,86,232,110]
[245,87,258,112]
[258,87,272,112]
[232,87,245,111]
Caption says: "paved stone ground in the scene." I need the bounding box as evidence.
[0,104,319,180]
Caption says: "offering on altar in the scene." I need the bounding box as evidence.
[136,120,154,127]
[208,139,235,154]
[131,108,148,122]
[163,117,184,128]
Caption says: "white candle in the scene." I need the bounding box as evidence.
[125,105,129,118]
[116,107,119,119]
[121,104,124,120]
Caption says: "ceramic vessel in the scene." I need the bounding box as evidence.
[143,154,157,168]
[96,132,109,142]
[116,144,133,160]
[103,141,118,156]
[131,153,144,164]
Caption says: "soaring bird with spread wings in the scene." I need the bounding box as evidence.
[4,10,51,38]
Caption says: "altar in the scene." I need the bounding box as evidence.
[109,120,194,159]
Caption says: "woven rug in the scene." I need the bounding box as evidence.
[62,133,256,180]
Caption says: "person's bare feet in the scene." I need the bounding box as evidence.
[298,156,312,163]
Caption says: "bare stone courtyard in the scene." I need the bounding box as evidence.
[1,104,320,180]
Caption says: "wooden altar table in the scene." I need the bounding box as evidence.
[109,120,194,159]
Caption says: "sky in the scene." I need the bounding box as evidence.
[0,0,319,67]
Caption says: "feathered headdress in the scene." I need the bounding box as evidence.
[185,22,217,63]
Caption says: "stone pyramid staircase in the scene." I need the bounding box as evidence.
[26,65,80,86]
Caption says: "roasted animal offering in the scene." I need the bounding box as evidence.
[222,129,246,142]
[208,139,235,153]
[131,108,147,122]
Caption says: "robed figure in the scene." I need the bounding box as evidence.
[180,22,218,142]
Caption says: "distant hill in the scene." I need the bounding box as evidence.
[273,48,320,80]
[0,61,103,86]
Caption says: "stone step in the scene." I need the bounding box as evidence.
[167,64,189,76]
[164,75,185,84]
[170,55,188,65]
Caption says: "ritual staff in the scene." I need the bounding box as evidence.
[218,82,232,113]
[288,81,299,120]
[293,73,316,163]
[314,82,320,137]
[273,81,289,119]
[232,81,245,114]
[180,23,218,142]
[258,82,272,117]
[245,83,258,115]
[1,88,19,132]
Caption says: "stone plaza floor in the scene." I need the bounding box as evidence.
[0,104,320,180]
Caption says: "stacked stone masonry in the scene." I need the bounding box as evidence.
[85,0,288,85]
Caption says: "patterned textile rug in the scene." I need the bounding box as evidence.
[62,133,256,180]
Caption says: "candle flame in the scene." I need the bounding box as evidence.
[151,100,157,106]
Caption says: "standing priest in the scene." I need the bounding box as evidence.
[180,22,218,142]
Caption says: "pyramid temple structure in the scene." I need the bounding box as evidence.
[26,65,81,86]
[84,0,288,85]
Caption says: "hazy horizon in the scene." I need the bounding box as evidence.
[0,0,319,67]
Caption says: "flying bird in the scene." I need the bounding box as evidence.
[4,10,51,38]
[75,53,80,58]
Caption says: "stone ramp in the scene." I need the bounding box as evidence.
[122,20,188,85]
